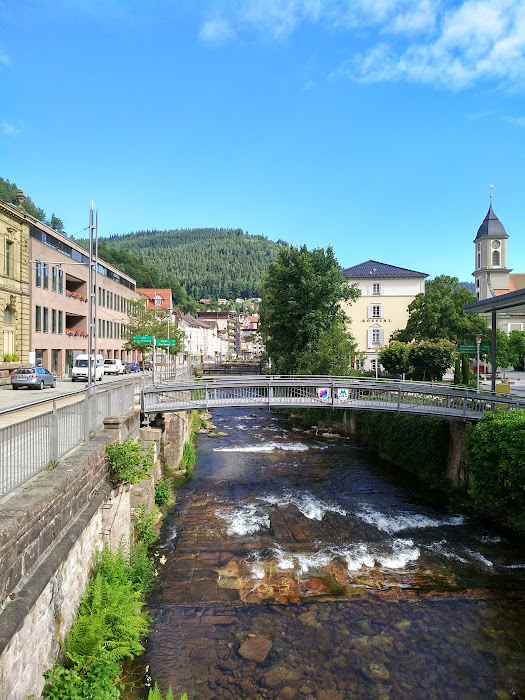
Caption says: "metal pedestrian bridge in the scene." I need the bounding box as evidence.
[141,375,525,421]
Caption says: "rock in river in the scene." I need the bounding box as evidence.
[238,634,273,663]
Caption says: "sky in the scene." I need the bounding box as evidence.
[1,0,524,283]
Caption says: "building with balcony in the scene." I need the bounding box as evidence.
[0,197,30,381]
[341,260,428,373]
[197,310,241,355]
[29,218,142,375]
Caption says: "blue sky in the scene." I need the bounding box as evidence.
[1,0,524,282]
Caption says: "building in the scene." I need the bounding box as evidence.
[137,288,174,313]
[0,196,30,381]
[341,260,428,372]
[28,216,141,375]
[197,310,241,355]
[472,204,525,333]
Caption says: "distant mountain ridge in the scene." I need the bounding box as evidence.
[100,228,287,300]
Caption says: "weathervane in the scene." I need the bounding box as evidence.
[489,184,493,202]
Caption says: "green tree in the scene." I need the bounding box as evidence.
[259,245,360,375]
[408,339,456,382]
[494,329,518,370]
[395,275,489,345]
[453,356,461,385]
[378,341,410,376]
[508,330,525,370]
[50,213,65,233]
[123,300,184,356]
[461,354,470,385]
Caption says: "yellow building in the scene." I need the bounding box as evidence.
[0,196,30,379]
[341,260,428,372]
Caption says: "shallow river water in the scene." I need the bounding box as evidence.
[142,408,525,699]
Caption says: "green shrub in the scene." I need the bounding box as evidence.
[180,441,196,476]
[134,504,157,546]
[43,650,121,700]
[106,437,154,485]
[466,409,525,532]
[155,479,172,506]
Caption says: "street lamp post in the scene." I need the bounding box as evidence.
[476,334,482,393]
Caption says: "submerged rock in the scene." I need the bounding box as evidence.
[361,663,390,681]
[238,634,273,663]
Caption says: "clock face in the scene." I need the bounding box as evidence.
[492,240,501,249]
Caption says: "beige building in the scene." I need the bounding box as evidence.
[0,197,31,380]
[341,260,428,372]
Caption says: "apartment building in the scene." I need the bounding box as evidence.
[29,220,142,375]
[341,260,428,372]
[197,310,241,355]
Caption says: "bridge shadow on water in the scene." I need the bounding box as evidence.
[132,408,525,700]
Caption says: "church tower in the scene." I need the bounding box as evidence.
[472,204,511,300]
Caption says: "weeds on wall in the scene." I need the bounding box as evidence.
[466,409,525,533]
[155,478,172,506]
[106,436,154,485]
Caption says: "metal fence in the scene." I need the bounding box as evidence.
[0,365,193,500]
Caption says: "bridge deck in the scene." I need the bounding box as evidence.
[141,376,525,421]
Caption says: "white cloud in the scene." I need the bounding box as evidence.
[198,0,525,90]
[503,115,525,126]
[1,122,17,135]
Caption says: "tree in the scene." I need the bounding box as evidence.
[379,341,410,376]
[395,275,489,345]
[453,356,461,385]
[259,245,360,375]
[408,339,456,382]
[494,329,518,370]
[122,300,184,356]
[461,354,470,385]
[49,213,65,233]
[509,330,525,370]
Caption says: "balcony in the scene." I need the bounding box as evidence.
[66,290,89,304]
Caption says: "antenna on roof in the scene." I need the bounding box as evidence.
[489,184,493,204]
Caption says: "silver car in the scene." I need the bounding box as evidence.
[11,366,57,390]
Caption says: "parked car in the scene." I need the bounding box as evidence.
[139,360,152,371]
[103,358,125,375]
[11,366,56,390]
[122,362,131,374]
[71,354,104,382]
[124,362,140,372]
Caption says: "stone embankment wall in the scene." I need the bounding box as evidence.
[0,407,191,700]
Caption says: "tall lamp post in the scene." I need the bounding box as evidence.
[476,333,482,393]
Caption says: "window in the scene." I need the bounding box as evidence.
[6,240,13,276]
[43,307,49,333]
[98,318,101,337]
[372,305,381,318]
[3,306,12,323]
[492,250,500,267]
[52,267,57,292]
[372,283,381,296]
[43,264,49,290]
[372,329,380,343]
[36,262,42,287]
[477,244,481,270]
[58,311,63,334]
[58,269,63,294]
[52,309,57,333]
[368,325,384,349]
[35,306,42,332]
[102,289,106,307]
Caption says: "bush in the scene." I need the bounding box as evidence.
[43,650,121,700]
[180,442,196,476]
[466,409,525,532]
[106,437,154,485]
[155,479,172,506]
[134,504,157,546]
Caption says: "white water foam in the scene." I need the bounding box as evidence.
[261,491,347,520]
[477,535,502,544]
[464,549,494,567]
[218,503,270,536]
[246,552,266,579]
[356,504,464,534]
[377,539,420,569]
[425,540,468,563]
[213,441,310,453]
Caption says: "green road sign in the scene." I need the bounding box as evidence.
[460,344,491,353]
[133,335,153,343]
[156,338,175,347]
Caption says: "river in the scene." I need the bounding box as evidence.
[142,408,525,699]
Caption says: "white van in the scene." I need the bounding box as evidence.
[71,354,104,382]
[103,358,124,375]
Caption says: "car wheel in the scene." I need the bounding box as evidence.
[72,377,76,382]
[39,381,44,390]
[52,379,56,388]
[12,386,18,390]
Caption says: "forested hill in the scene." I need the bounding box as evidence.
[100,228,287,299]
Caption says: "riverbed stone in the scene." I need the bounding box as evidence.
[362,663,390,681]
[262,671,283,689]
[238,634,273,663]
[315,690,343,700]
[278,687,297,699]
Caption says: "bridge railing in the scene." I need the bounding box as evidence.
[141,376,525,419]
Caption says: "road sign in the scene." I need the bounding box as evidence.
[460,344,491,353]
[156,338,176,347]
[133,335,153,343]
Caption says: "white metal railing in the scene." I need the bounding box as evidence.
[0,366,193,500]
[142,375,525,420]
